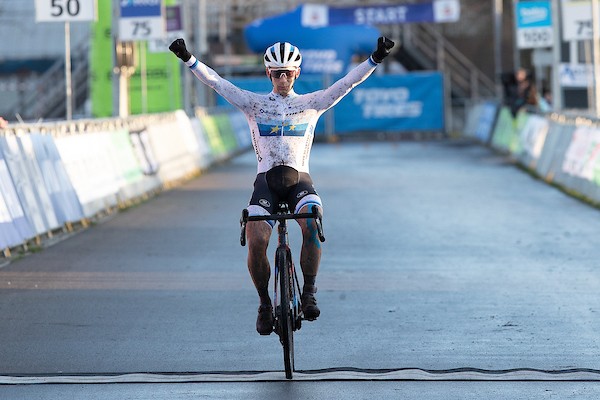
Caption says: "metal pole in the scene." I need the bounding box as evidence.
[592,0,600,116]
[512,0,521,71]
[64,21,73,120]
[551,0,562,110]
[493,0,504,98]
[112,0,120,117]
[197,0,208,107]
[141,42,148,114]
[182,0,193,114]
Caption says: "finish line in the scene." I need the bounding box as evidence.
[2,368,600,384]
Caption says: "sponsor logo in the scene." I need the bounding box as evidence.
[296,190,309,198]
[259,199,271,207]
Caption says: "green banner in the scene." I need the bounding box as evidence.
[90,0,182,117]
[201,116,227,155]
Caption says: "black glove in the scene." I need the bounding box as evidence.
[371,37,395,63]
[169,38,192,62]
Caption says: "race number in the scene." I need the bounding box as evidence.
[35,0,96,22]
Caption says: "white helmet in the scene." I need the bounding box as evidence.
[264,42,302,69]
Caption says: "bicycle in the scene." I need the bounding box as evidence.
[240,202,325,379]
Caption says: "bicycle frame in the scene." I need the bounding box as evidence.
[240,203,324,379]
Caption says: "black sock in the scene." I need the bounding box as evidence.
[303,275,316,292]
[258,288,271,305]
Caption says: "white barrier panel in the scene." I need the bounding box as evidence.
[129,128,159,176]
[145,112,200,183]
[0,135,58,235]
[562,127,600,181]
[189,118,214,170]
[17,134,62,231]
[54,134,120,217]
[29,133,84,224]
[518,114,550,168]
[0,159,31,247]
[107,129,161,201]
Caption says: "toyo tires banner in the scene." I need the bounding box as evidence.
[334,72,445,133]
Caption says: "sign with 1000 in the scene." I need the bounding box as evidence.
[35,0,96,22]
[515,1,553,49]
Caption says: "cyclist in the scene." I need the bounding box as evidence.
[170,36,394,335]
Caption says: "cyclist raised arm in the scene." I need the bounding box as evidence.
[170,36,394,335]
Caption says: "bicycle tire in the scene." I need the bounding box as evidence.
[276,247,294,379]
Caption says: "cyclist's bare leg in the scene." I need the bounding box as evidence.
[297,204,322,320]
[297,204,322,277]
[246,220,272,303]
[247,220,274,334]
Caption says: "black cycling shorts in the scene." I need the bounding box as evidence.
[247,165,322,220]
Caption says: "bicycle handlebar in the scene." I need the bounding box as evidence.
[240,205,325,246]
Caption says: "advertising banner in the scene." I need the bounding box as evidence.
[28,133,84,224]
[16,134,61,231]
[519,114,550,160]
[0,158,32,245]
[334,73,445,133]
[301,1,460,27]
[562,127,600,182]
[54,134,120,217]
[217,73,443,134]
[0,135,57,235]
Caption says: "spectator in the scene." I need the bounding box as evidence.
[0,117,7,129]
[510,68,538,116]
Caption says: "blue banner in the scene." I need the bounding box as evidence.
[334,73,445,133]
[331,4,432,25]
[120,0,162,18]
[300,1,460,27]
[217,73,444,134]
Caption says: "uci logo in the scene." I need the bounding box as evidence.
[259,199,271,207]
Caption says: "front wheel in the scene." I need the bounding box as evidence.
[276,247,294,379]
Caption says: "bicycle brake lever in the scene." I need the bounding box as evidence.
[240,209,249,246]
[310,205,326,242]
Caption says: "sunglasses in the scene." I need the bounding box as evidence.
[270,69,297,79]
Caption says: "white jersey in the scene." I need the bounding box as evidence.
[185,56,377,174]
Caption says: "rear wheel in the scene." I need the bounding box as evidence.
[276,247,294,379]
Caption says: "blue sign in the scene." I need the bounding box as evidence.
[516,1,552,28]
[334,73,445,133]
[120,0,162,18]
[330,4,432,25]
[216,73,445,134]
[300,1,460,27]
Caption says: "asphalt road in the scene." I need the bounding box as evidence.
[1,139,600,398]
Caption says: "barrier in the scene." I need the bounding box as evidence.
[0,135,59,235]
[467,103,600,205]
[464,101,499,143]
[0,109,251,255]
[27,133,84,224]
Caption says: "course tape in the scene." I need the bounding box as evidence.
[1,368,600,384]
